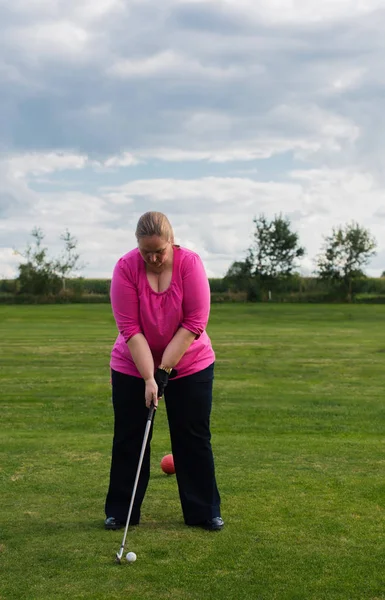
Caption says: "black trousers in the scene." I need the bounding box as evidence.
[104,363,221,525]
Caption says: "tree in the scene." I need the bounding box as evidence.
[16,228,84,295]
[16,228,61,295]
[54,229,83,291]
[224,257,258,300]
[247,214,305,279]
[223,215,304,301]
[224,258,253,287]
[316,222,377,301]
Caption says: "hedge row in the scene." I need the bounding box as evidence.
[2,291,385,305]
[2,275,385,304]
[0,293,110,305]
[2,276,385,296]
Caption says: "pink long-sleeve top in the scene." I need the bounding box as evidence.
[110,245,215,379]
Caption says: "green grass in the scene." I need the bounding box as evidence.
[1,303,385,600]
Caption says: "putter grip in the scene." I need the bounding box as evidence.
[148,402,155,421]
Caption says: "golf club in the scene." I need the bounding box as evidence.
[115,401,156,564]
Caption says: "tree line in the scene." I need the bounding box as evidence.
[0,216,383,303]
[224,214,379,302]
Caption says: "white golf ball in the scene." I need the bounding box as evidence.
[126,552,137,563]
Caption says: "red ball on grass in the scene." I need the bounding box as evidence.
[160,454,175,475]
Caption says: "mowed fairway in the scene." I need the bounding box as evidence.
[0,303,384,600]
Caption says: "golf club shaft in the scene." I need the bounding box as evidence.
[116,403,155,561]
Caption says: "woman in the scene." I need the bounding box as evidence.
[104,211,223,531]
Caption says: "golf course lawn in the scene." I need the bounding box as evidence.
[0,303,384,600]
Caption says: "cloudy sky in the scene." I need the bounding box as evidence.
[1,0,385,279]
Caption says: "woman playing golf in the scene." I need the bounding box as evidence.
[104,211,223,532]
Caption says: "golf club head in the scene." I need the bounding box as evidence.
[115,551,123,564]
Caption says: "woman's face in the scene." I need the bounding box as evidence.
[138,235,172,269]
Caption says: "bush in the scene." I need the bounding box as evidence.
[354,294,385,304]
[354,278,385,294]
[65,277,86,295]
[0,292,14,300]
[82,279,111,294]
[18,264,62,295]
[210,291,247,303]
[74,294,110,304]
[209,278,230,293]
[246,284,262,302]
[0,279,19,294]
[269,291,344,303]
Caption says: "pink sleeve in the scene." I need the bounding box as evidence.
[181,253,211,338]
[110,258,142,343]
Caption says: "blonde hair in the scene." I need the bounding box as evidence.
[135,211,174,243]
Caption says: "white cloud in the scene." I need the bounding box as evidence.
[4,152,89,178]
[72,0,124,22]
[328,68,365,94]
[103,152,141,168]
[0,0,123,21]
[132,103,359,162]
[109,51,185,78]
[5,21,89,61]
[100,176,301,207]
[1,151,144,180]
[108,49,255,80]
[185,0,385,23]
